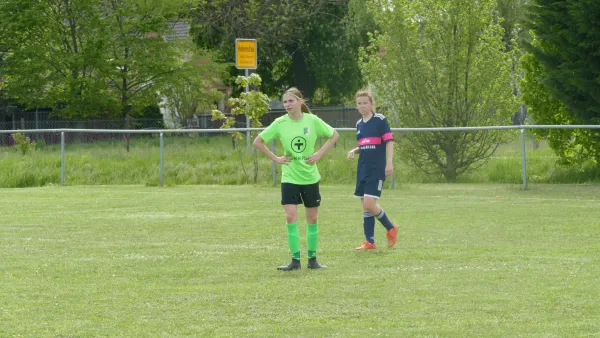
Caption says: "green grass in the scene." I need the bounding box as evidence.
[1,184,599,336]
[1,132,599,188]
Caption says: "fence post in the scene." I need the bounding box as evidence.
[245,69,251,153]
[35,109,39,141]
[160,132,165,187]
[520,128,527,190]
[271,140,276,186]
[61,132,65,185]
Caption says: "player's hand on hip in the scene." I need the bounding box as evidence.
[306,152,322,164]
[274,156,291,165]
[347,150,355,160]
[385,163,393,176]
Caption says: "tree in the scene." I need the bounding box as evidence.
[0,0,116,113]
[361,0,518,181]
[521,0,600,164]
[159,50,228,128]
[525,0,600,123]
[495,0,530,51]
[0,0,197,120]
[102,0,194,120]
[212,73,270,183]
[191,0,372,104]
[521,41,600,165]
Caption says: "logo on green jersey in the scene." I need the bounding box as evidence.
[290,136,307,153]
[304,127,309,135]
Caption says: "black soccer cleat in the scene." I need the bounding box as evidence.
[307,258,327,269]
[277,259,301,271]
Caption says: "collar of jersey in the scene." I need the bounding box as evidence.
[287,112,305,121]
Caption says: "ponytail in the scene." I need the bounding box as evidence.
[301,102,312,114]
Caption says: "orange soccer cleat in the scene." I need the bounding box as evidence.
[386,224,398,248]
[355,241,376,251]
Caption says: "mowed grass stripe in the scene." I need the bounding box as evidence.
[0,184,598,336]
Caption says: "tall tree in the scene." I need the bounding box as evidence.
[0,0,115,113]
[102,0,193,121]
[0,0,199,121]
[361,0,518,181]
[521,38,600,165]
[525,0,600,124]
[521,0,600,164]
[495,0,530,51]
[159,50,228,128]
[191,0,372,104]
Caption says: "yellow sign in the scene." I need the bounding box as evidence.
[235,39,257,69]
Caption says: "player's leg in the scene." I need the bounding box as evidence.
[279,183,302,271]
[363,177,398,248]
[302,183,326,269]
[354,179,376,250]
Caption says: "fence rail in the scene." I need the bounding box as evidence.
[1,125,599,190]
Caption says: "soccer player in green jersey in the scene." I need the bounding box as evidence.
[253,87,339,271]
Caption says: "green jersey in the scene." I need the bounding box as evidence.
[259,113,335,184]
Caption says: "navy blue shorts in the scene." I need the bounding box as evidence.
[354,175,385,199]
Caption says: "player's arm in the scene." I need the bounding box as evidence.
[347,147,359,160]
[318,129,340,155]
[381,118,394,176]
[307,129,339,164]
[253,135,290,164]
[385,139,394,176]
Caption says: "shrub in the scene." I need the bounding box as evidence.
[12,132,37,155]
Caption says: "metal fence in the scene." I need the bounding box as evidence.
[0,107,360,147]
[1,125,599,190]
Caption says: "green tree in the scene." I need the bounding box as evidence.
[102,0,193,119]
[361,0,518,181]
[212,73,270,183]
[521,41,600,165]
[525,0,600,123]
[521,0,600,164]
[159,50,228,128]
[495,0,530,51]
[0,0,116,113]
[0,0,197,119]
[191,0,372,104]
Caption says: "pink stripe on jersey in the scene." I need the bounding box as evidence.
[382,132,393,141]
[358,137,382,146]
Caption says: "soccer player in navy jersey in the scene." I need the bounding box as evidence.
[347,89,398,250]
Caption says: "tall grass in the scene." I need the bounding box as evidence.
[0,132,598,188]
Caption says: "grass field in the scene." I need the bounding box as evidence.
[1,184,599,336]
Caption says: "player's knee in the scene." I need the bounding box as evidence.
[362,201,377,213]
[307,215,318,224]
[285,214,297,223]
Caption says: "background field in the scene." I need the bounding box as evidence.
[1,184,598,336]
[1,131,600,188]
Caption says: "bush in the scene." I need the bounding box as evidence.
[12,132,37,155]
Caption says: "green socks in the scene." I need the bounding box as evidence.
[286,222,319,260]
[307,223,318,259]
[286,222,301,260]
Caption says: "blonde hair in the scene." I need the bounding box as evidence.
[355,89,376,113]
[283,87,312,114]
[355,89,374,104]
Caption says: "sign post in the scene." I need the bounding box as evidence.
[235,39,257,152]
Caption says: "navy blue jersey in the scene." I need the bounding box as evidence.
[355,113,393,179]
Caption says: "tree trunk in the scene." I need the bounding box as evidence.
[292,49,314,99]
[123,103,132,152]
[444,149,458,182]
